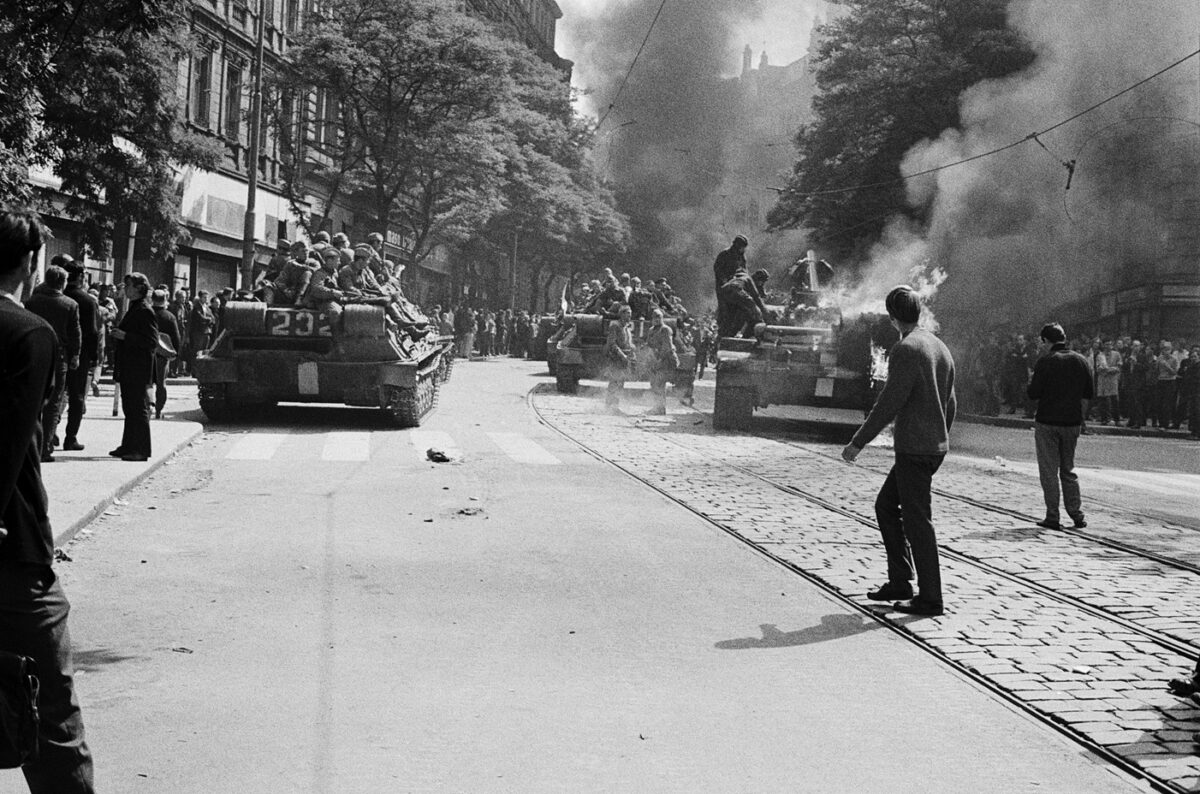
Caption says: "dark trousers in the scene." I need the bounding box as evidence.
[153,357,168,416]
[1126,387,1146,427]
[874,453,945,605]
[1155,380,1177,427]
[0,563,94,793]
[1034,422,1083,523]
[119,379,153,457]
[40,361,68,457]
[63,363,92,442]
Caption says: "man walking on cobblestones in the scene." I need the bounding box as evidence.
[1026,322,1092,530]
[842,286,956,616]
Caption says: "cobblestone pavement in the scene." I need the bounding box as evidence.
[532,385,1200,792]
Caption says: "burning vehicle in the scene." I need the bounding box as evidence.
[712,252,894,430]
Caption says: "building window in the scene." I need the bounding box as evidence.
[312,89,338,148]
[192,50,214,128]
[285,0,299,32]
[224,62,244,142]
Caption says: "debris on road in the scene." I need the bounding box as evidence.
[426,448,451,463]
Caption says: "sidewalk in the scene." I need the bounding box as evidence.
[961,411,1198,439]
[41,385,204,547]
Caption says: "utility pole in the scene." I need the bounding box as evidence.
[240,0,268,289]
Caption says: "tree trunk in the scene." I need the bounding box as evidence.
[508,228,520,312]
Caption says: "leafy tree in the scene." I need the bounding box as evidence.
[270,0,512,263]
[0,0,218,253]
[466,44,630,309]
[767,0,1034,257]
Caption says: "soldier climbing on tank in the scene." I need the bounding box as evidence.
[713,235,748,290]
[717,267,771,338]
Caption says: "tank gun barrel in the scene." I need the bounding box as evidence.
[753,323,833,343]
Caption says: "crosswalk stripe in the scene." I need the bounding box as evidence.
[321,432,371,461]
[410,430,461,460]
[487,432,561,465]
[227,433,289,460]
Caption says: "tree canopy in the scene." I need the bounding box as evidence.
[766,0,1034,257]
[271,0,628,297]
[0,0,218,252]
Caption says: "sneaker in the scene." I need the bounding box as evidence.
[1070,514,1087,529]
[120,453,149,462]
[867,582,914,601]
[62,439,85,451]
[1036,518,1062,530]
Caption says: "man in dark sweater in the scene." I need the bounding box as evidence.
[0,209,96,793]
[150,289,182,419]
[1026,322,1093,530]
[842,286,957,616]
[23,264,80,462]
[60,256,101,452]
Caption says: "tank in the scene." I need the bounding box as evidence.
[712,306,892,430]
[552,313,696,395]
[193,301,454,427]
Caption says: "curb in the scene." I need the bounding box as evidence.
[54,422,206,548]
[960,413,1198,440]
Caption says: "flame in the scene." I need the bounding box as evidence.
[870,343,889,382]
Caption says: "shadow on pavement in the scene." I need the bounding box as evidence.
[73,647,144,672]
[715,613,882,649]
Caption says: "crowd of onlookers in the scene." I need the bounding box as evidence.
[954,330,1200,437]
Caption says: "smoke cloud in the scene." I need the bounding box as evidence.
[560,1,828,306]
[873,0,1200,333]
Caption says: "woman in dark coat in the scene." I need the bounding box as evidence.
[110,273,158,461]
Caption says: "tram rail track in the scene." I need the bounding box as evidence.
[530,386,1198,794]
[772,422,1200,580]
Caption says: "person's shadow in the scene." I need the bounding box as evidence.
[715,613,881,649]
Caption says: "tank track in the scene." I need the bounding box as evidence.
[385,373,438,428]
[439,343,456,384]
[198,383,231,423]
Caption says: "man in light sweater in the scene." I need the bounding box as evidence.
[842,286,957,616]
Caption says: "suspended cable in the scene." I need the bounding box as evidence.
[780,47,1200,199]
[596,0,669,130]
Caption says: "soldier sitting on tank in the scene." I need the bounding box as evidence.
[585,276,625,314]
[253,238,292,294]
[264,241,317,306]
[626,277,654,320]
[717,267,771,338]
[301,247,348,330]
[337,248,390,305]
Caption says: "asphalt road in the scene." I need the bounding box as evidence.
[3,358,1176,793]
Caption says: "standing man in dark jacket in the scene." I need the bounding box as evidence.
[150,289,181,419]
[842,286,956,616]
[60,256,101,452]
[0,208,96,793]
[1026,322,1093,530]
[110,273,158,461]
[23,264,80,462]
[713,234,748,290]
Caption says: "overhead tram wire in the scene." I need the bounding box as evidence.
[777,46,1200,200]
[596,0,669,131]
